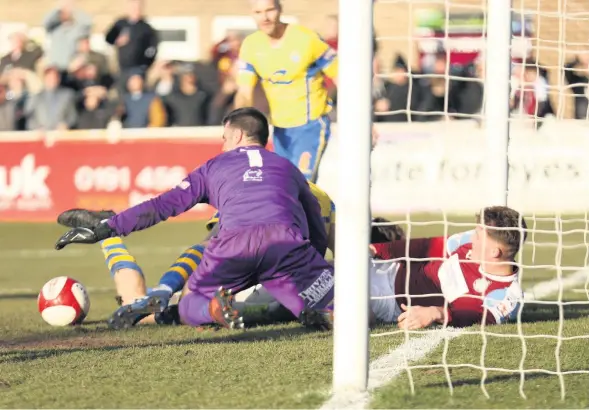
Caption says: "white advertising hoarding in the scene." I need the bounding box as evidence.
[317,120,589,215]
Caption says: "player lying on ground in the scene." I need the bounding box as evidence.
[368,206,528,330]
[55,180,338,329]
[55,107,335,331]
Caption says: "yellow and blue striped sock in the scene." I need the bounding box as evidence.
[100,237,143,278]
[157,244,205,293]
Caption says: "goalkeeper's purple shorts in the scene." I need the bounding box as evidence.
[186,223,334,316]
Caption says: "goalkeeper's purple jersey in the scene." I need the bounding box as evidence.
[106,145,328,255]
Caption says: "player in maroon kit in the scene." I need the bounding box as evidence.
[369,206,527,330]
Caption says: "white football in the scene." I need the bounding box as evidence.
[37,276,90,326]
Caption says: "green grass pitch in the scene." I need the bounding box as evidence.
[0,214,588,408]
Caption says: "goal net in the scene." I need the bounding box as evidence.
[323,0,589,406]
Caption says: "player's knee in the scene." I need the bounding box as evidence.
[180,281,192,299]
[178,289,212,327]
[178,295,194,326]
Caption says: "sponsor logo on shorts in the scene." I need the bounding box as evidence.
[298,152,312,174]
[299,270,334,307]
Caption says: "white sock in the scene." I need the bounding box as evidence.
[150,284,173,295]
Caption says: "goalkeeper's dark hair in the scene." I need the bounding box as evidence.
[222,107,270,147]
[370,217,405,244]
[475,206,528,261]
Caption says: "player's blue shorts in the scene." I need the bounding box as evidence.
[273,115,331,182]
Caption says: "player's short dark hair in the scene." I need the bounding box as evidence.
[370,217,405,244]
[476,206,528,261]
[222,107,270,147]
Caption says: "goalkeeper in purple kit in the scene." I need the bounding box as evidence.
[55,107,334,330]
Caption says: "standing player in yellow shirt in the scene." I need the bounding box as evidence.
[234,0,338,182]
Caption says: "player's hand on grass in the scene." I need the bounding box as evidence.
[55,223,114,250]
[397,304,442,330]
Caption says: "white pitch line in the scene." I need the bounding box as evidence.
[524,268,589,301]
[319,267,589,410]
[320,328,463,410]
[0,245,188,260]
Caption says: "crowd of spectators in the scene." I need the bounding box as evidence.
[370,50,558,124]
[0,1,588,133]
[0,0,261,132]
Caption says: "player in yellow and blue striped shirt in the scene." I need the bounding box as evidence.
[235,0,338,183]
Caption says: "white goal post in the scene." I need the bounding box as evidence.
[331,0,374,393]
[484,0,511,206]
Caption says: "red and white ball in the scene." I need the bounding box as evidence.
[37,276,90,326]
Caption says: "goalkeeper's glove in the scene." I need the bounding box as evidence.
[55,222,114,250]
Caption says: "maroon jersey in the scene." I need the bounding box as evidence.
[373,236,523,327]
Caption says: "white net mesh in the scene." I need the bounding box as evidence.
[364,0,589,404]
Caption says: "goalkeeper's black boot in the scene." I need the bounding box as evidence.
[154,304,181,325]
[299,308,334,331]
[57,209,116,229]
[107,290,171,330]
[154,291,182,325]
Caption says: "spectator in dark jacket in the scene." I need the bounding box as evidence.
[373,54,421,122]
[0,32,43,75]
[68,35,110,79]
[564,53,589,119]
[452,55,484,120]
[76,92,113,129]
[64,62,114,93]
[119,70,166,128]
[164,64,208,127]
[0,83,18,131]
[105,0,158,91]
[4,68,41,130]
[414,51,461,122]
